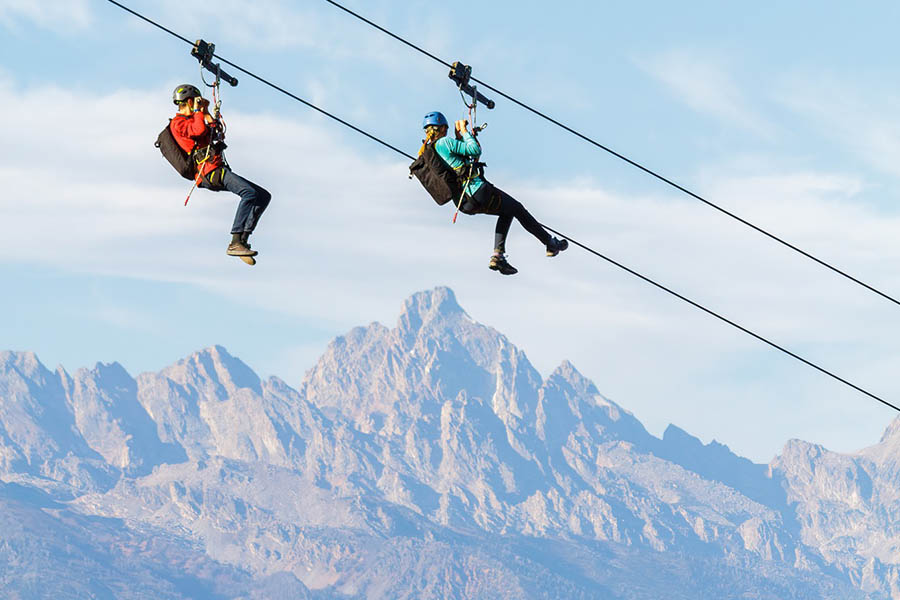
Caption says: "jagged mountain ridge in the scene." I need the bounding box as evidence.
[0,287,895,598]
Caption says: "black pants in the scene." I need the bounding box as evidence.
[463,183,551,253]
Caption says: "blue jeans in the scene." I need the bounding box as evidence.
[213,169,271,234]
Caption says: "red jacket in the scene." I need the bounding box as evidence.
[170,112,223,177]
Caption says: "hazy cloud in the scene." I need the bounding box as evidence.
[3,77,898,463]
[0,0,92,31]
[638,49,775,138]
[778,75,900,180]
[150,0,405,66]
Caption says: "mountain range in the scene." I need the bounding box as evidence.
[1,286,898,599]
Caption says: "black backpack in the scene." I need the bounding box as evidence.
[409,143,465,206]
[155,120,195,181]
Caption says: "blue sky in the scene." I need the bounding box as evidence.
[2,0,900,462]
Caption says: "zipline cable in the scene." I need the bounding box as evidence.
[103,0,898,413]
[105,0,412,160]
[540,224,898,412]
[322,0,900,310]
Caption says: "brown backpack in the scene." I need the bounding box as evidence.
[409,143,466,206]
[155,120,195,181]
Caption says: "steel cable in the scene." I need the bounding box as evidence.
[322,0,900,310]
[103,0,899,412]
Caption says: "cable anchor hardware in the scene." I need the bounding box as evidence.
[449,61,494,109]
[191,39,238,87]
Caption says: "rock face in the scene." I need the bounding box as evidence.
[0,351,116,495]
[0,480,310,600]
[771,425,900,598]
[65,360,186,476]
[0,287,897,598]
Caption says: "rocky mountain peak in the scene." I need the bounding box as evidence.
[301,287,543,432]
[0,351,116,493]
[543,360,635,425]
[89,360,131,382]
[400,286,465,320]
[0,350,53,384]
[65,359,184,476]
[853,415,900,469]
[4,286,900,598]
[777,438,826,466]
[160,344,261,399]
[396,286,469,342]
[879,416,900,444]
[548,360,598,397]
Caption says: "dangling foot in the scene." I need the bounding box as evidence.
[489,251,518,275]
[226,232,257,257]
[226,242,258,257]
[236,232,257,264]
[546,237,569,257]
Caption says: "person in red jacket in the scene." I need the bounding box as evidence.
[170,84,271,261]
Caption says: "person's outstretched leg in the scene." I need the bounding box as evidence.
[489,208,518,274]
[466,185,518,275]
[244,180,271,235]
[220,170,270,255]
[493,188,552,247]
[494,188,568,257]
[241,182,271,250]
[494,213,514,254]
[492,187,567,254]
[220,171,254,232]
[469,184,567,274]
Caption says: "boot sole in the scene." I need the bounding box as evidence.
[489,264,518,275]
[546,242,569,257]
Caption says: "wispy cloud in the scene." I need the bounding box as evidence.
[777,74,900,180]
[4,76,898,463]
[637,49,775,138]
[149,0,405,66]
[0,0,91,32]
[154,0,319,51]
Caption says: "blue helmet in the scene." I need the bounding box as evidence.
[422,111,448,129]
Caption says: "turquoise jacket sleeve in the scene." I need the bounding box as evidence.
[434,133,481,167]
[439,132,481,160]
[434,133,485,196]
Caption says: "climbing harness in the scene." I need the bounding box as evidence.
[448,62,493,223]
[408,62,492,216]
[182,39,239,205]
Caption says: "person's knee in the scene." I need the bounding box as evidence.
[256,187,272,206]
[504,197,524,217]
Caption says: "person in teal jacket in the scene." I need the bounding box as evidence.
[421,111,567,275]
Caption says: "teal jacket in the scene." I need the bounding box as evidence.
[434,132,484,196]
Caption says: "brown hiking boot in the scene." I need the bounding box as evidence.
[489,252,518,275]
[226,242,258,257]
